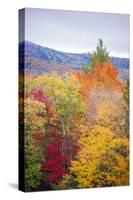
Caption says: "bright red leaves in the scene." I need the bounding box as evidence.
[42,135,68,184]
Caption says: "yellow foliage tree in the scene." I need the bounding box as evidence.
[70,125,129,188]
[96,100,129,136]
[32,72,85,136]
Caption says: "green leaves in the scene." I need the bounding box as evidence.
[123,79,129,105]
[33,72,85,136]
[81,39,110,74]
[25,130,44,191]
[90,39,109,67]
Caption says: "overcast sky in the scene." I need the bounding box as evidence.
[22,8,129,58]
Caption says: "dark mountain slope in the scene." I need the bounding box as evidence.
[19,41,129,79]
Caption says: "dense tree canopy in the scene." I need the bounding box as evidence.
[22,39,129,191]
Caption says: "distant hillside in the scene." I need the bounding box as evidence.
[19,41,129,79]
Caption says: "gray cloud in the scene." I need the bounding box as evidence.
[23,8,129,57]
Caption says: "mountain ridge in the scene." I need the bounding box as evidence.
[19,41,129,69]
[19,41,129,80]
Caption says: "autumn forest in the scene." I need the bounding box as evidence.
[19,39,129,191]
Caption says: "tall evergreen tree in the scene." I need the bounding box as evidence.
[81,39,109,74]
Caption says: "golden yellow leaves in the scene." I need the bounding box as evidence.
[25,98,47,131]
[70,125,129,188]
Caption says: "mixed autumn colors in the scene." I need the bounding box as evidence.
[19,39,129,191]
